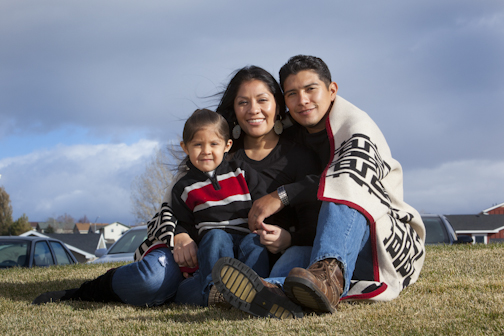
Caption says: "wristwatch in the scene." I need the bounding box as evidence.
[277,185,289,206]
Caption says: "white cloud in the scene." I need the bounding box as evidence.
[0,139,161,225]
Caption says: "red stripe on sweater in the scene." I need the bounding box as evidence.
[185,174,250,211]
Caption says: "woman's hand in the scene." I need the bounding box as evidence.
[248,191,284,231]
[173,233,198,269]
[255,222,291,254]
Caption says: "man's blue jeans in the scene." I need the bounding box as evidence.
[265,202,371,297]
[175,230,269,306]
[111,247,183,306]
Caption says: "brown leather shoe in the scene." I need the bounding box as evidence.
[283,259,344,313]
[212,257,303,319]
[208,285,231,309]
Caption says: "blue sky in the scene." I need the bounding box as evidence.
[1,0,503,225]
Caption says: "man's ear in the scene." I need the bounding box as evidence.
[180,141,189,155]
[225,139,233,152]
[329,82,338,101]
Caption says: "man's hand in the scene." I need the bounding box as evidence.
[248,191,285,231]
[255,222,292,254]
[173,233,198,269]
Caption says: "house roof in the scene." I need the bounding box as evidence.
[481,202,504,214]
[74,223,90,231]
[445,214,504,233]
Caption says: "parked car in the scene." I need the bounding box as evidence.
[89,225,147,264]
[0,236,78,269]
[421,214,473,244]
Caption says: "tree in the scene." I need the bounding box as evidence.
[130,145,176,224]
[57,213,75,231]
[10,213,32,235]
[0,186,13,235]
[78,215,90,223]
[45,217,58,233]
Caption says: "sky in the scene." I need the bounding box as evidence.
[1,0,503,226]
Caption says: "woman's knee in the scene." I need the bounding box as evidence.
[199,229,232,247]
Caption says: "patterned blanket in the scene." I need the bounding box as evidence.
[319,96,426,301]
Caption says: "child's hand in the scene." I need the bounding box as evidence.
[255,222,291,254]
[173,233,198,268]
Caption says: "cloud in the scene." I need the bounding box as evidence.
[404,159,504,215]
[0,0,503,222]
[0,139,161,224]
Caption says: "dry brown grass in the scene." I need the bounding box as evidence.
[1,243,503,335]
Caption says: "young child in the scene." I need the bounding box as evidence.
[171,108,269,305]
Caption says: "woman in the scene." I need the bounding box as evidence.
[33,66,320,308]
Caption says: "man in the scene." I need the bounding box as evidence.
[211,55,426,318]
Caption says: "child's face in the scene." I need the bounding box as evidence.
[180,126,232,173]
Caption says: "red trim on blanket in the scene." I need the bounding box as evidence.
[142,243,169,258]
[341,282,388,301]
[318,108,381,283]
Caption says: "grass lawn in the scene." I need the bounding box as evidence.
[1,244,503,335]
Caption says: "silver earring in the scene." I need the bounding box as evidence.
[232,124,241,139]
[274,117,283,135]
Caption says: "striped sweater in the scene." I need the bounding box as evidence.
[172,159,266,244]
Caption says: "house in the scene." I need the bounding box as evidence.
[73,222,91,234]
[481,203,504,215]
[20,230,107,263]
[29,222,38,231]
[35,221,73,234]
[445,214,504,244]
[99,222,130,244]
[88,223,109,234]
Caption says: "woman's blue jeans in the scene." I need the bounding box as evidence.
[111,247,183,306]
[265,201,371,297]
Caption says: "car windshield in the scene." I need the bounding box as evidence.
[423,217,450,244]
[108,229,147,254]
[0,241,29,268]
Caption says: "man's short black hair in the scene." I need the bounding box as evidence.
[279,55,332,90]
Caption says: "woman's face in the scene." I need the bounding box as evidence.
[233,80,277,139]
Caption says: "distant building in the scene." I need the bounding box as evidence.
[101,222,130,244]
[88,223,109,234]
[481,203,504,215]
[73,223,91,234]
[86,222,130,244]
[35,221,73,234]
[29,222,38,231]
[446,214,504,244]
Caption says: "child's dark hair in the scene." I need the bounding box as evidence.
[182,108,230,144]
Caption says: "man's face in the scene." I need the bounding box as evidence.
[283,70,337,133]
